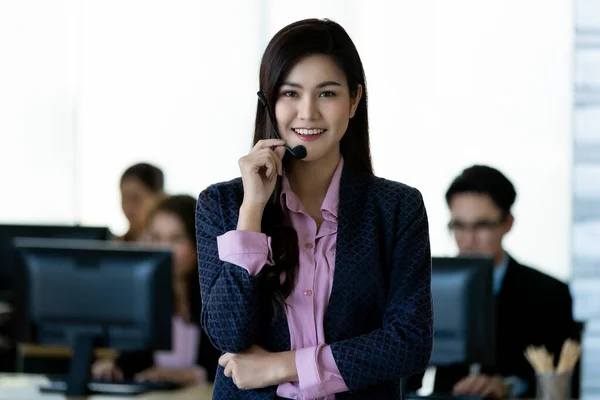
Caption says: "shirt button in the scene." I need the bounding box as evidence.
[305,243,313,249]
[303,289,313,296]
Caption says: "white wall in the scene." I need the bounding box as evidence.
[351,1,573,281]
[0,0,78,223]
[76,0,264,235]
[0,0,573,280]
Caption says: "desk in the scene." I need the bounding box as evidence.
[0,374,213,400]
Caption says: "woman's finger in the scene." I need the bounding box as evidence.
[224,359,236,379]
[219,352,234,368]
[250,139,285,153]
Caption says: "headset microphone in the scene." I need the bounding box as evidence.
[257,91,307,160]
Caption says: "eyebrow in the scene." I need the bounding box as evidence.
[281,81,343,89]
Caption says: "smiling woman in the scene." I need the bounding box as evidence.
[196,18,433,400]
[275,54,362,165]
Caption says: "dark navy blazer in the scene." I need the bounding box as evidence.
[196,166,433,399]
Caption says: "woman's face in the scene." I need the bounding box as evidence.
[120,177,154,230]
[274,54,362,164]
[147,211,196,280]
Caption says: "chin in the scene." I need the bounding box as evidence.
[299,152,320,162]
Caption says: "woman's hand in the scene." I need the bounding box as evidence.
[238,139,286,208]
[237,139,286,232]
[135,366,207,386]
[219,345,297,390]
[91,359,123,382]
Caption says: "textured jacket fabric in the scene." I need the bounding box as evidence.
[196,166,433,399]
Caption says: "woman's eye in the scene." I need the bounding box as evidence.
[319,91,336,97]
[282,91,298,97]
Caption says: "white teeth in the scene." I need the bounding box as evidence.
[293,128,325,135]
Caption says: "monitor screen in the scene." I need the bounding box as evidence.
[14,237,172,352]
[429,256,495,367]
[0,224,112,291]
[0,224,111,241]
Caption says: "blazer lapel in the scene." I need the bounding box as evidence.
[497,255,518,300]
[324,167,374,341]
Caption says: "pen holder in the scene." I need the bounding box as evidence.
[536,371,572,400]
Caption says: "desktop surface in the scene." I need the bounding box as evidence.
[405,393,484,400]
[0,373,213,399]
[41,374,182,395]
[0,374,548,399]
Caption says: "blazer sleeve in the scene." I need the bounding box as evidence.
[197,328,222,382]
[195,184,265,353]
[330,188,433,392]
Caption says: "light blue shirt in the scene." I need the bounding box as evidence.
[493,252,509,295]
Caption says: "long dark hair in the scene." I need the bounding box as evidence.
[254,19,373,315]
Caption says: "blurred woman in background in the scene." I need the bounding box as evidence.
[119,162,165,242]
[92,195,220,385]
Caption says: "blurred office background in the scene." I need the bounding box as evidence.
[1,0,599,396]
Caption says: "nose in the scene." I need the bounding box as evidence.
[458,230,476,251]
[298,96,319,120]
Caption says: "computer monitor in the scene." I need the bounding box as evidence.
[0,224,112,241]
[0,224,112,291]
[429,256,496,367]
[13,237,172,396]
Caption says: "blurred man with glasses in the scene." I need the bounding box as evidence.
[429,165,575,399]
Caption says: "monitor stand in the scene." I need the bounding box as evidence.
[65,333,96,396]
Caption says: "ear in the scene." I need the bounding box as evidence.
[349,84,363,119]
[502,213,514,235]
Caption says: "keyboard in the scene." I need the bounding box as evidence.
[40,375,181,395]
[405,393,484,400]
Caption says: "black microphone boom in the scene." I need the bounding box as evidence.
[257,91,307,160]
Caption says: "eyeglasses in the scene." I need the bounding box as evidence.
[447,219,505,234]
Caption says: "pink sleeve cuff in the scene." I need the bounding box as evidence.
[295,345,349,398]
[216,230,274,276]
